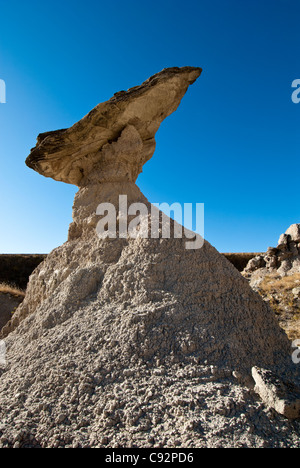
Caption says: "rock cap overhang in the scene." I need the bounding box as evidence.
[26,66,202,186]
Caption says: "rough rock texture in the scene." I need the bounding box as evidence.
[1,234,293,372]
[0,67,299,448]
[243,224,300,288]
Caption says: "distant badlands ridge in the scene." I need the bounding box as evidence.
[0,252,260,290]
[2,222,299,291]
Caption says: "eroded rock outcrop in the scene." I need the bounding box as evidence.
[252,366,300,419]
[0,67,299,448]
[243,224,300,288]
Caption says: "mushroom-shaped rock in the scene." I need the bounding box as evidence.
[26,67,202,186]
[2,66,298,429]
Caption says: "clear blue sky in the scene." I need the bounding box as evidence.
[0,0,299,253]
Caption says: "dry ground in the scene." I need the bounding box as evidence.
[0,283,25,298]
[255,273,300,340]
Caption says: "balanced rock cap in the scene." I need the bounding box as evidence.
[26,66,202,186]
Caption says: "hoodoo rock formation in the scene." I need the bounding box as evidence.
[0,67,299,448]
